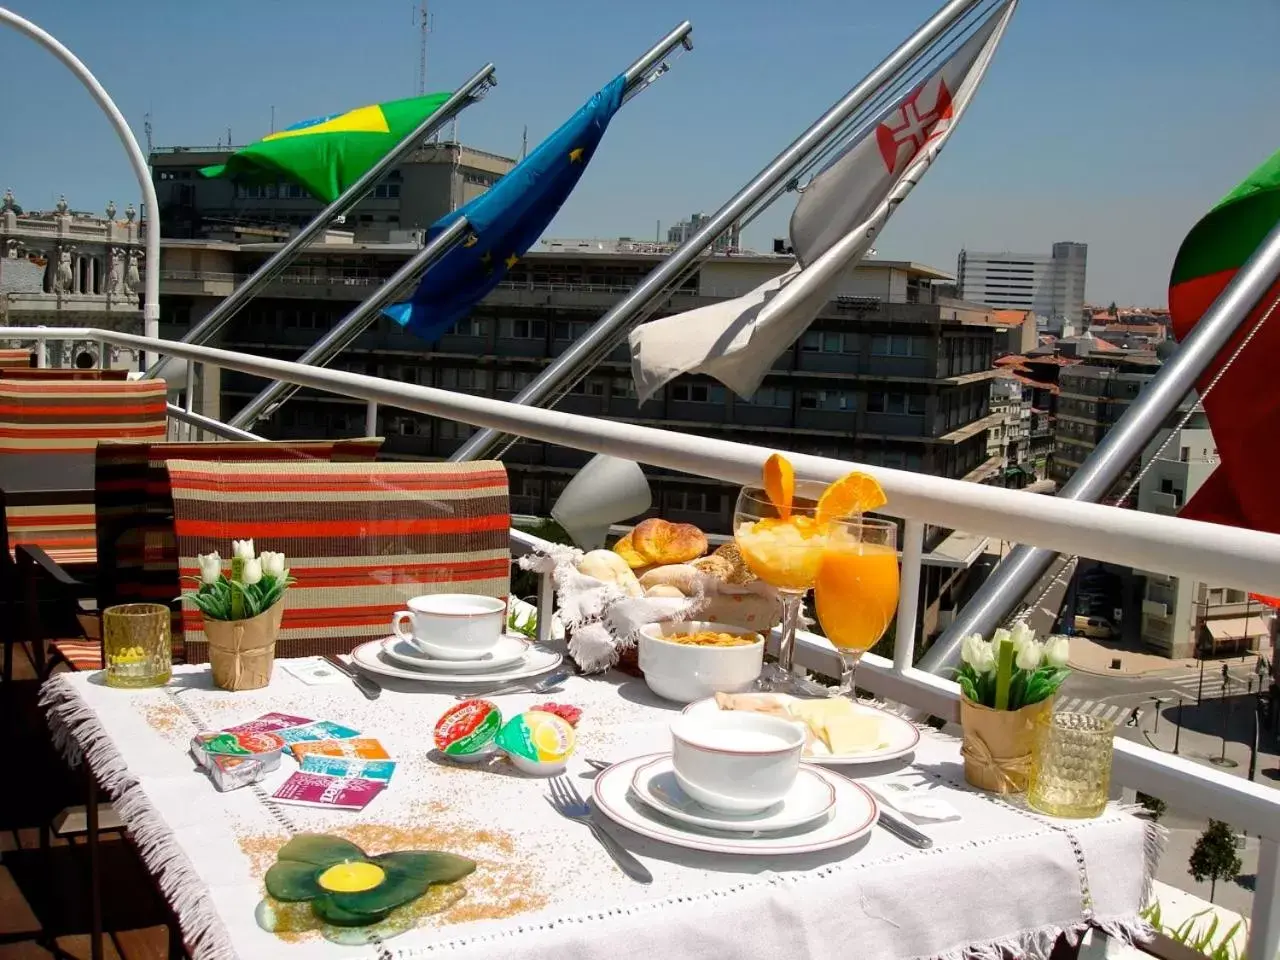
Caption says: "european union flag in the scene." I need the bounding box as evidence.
[383,74,626,340]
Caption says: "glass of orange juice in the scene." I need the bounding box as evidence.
[734,483,830,694]
[814,517,899,698]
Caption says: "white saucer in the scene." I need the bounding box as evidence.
[629,756,836,834]
[349,639,561,685]
[594,753,877,856]
[682,695,919,766]
[381,635,528,672]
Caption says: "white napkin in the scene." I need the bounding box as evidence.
[864,778,962,823]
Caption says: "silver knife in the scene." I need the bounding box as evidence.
[876,808,932,848]
[323,654,381,700]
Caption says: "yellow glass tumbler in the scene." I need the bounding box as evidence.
[103,603,172,688]
[1028,711,1114,818]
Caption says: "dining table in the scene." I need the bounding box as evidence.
[41,654,1162,960]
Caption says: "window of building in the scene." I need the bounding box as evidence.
[908,394,926,415]
[611,378,637,400]
[438,420,476,439]
[1160,478,1174,494]
[666,490,726,514]
[867,393,884,413]
[569,377,606,397]
[886,393,905,414]
[449,317,487,338]
[520,477,543,499]
[748,386,792,407]
[670,382,726,404]
[1180,446,1190,462]
[439,368,490,391]
[553,320,591,341]
[871,334,913,357]
[372,183,402,199]
[499,317,546,340]
[495,370,533,392]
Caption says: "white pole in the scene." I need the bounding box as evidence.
[0,7,161,352]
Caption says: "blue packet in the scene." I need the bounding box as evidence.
[299,755,397,783]
[277,720,361,753]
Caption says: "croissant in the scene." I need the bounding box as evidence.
[631,518,708,565]
[611,531,650,570]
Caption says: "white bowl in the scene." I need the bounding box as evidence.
[669,711,805,814]
[392,594,506,661]
[636,620,764,704]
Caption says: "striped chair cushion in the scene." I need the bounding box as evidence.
[0,380,168,455]
[0,368,130,380]
[93,438,383,662]
[0,348,34,369]
[4,497,97,560]
[168,459,510,662]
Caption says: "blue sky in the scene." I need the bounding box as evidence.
[2,0,1278,306]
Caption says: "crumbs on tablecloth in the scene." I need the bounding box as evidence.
[142,702,189,738]
[237,819,543,930]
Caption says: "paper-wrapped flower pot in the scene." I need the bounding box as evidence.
[960,695,1054,794]
[203,599,284,691]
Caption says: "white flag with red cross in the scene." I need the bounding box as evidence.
[630,0,1017,403]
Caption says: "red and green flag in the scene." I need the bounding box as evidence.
[1169,147,1280,604]
[200,92,452,203]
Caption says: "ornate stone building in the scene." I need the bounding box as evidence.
[0,189,146,367]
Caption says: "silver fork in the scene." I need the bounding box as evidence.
[545,776,652,883]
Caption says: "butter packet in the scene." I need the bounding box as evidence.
[277,721,361,753]
[224,713,313,735]
[208,754,268,792]
[290,738,389,761]
[299,755,397,783]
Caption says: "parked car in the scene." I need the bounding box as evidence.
[1073,615,1116,639]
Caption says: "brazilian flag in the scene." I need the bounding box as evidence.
[200,93,452,203]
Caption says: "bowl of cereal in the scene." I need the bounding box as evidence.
[636,620,764,704]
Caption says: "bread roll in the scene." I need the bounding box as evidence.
[638,563,703,596]
[645,584,686,599]
[611,531,650,570]
[631,517,708,565]
[576,549,644,597]
[692,554,735,581]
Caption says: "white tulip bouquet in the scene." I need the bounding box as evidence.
[185,539,296,622]
[957,623,1070,711]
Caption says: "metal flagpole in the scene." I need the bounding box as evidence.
[227,216,471,427]
[449,0,986,463]
[917,218,1280,677]
[141,62,497,378]
[227,22,694,429]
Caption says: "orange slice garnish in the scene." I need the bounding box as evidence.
[762,453,795,520]
[816,472,887,523]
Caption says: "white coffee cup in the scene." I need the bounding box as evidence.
[391,594,506,661]
[669,711,805,814]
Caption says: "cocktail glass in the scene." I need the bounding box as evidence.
[733,484,830,696]
[813,517,899,700]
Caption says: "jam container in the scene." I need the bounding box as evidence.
[190,730,285,772]
[433,699,502,763]
[496,711,576,776]
[207,754,268,792]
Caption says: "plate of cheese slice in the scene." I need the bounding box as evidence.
[682,693,919,765]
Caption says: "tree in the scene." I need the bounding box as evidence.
[1189,820,1242,902]
[1136,792,1167,822]
[1107,301,1118,316]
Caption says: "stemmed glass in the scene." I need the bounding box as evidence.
[813,517,899,700]
[733,484,831,696]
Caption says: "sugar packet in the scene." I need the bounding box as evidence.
[290,738,389,760]
[299,755,396,783]
[223,713,314,735]
[271,772,386,811]
[277,721,361,753]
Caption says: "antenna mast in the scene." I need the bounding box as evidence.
[143,111,153,155]
[415,1,430,94]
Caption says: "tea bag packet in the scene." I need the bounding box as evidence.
[864,779,961,823]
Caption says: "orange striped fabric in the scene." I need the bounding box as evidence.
[0,380,167,455]
[0,348,33,369]
[93,438,383,664]
[0,368,130,380]
[168,459,511,662]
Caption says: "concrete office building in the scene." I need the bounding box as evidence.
[1135,412,1271,659]
[1051,355,1161,491]
[956,242,1088,332]
[150,142,516,241]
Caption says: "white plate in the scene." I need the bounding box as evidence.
[349,639,561,685]
[594,754,877,856]
[630,755,836,834]
[381,635,529,672]
[682,695,919,765]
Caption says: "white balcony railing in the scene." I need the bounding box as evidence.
[3,325,1279,960]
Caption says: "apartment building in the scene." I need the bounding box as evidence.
[956,241,1088,332]
[1051,355,1162,491]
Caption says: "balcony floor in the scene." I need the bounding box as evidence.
[0,647,172,960]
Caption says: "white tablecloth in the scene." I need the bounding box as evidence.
[41,661,1160,960]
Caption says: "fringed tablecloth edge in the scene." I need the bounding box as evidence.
[925,913,1154,960]
[39,675,241,960]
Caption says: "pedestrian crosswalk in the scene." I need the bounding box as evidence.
[1055,697,1131,723]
